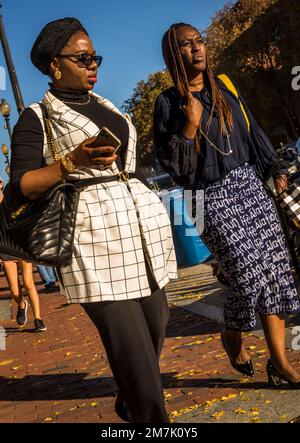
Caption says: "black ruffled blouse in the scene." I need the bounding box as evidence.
[153,78,278,188]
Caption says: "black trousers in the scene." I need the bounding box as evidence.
[81,287,170,423]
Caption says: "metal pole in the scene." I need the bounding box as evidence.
[4,114,11,139]
[0,4,25,114]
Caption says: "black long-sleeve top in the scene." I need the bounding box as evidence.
[153,78,278,188]
[10,86,147,203]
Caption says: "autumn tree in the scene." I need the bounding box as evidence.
[123,70,172,172]
[213,0,300,142]
[205,0,278,67]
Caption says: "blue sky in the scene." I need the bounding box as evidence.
[0,0,228,181]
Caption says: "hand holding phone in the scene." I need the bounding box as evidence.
[89,127,121,153]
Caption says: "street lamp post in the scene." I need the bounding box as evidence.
[1,142,10,176]
[0,4,25,115]
[0,98,11,140]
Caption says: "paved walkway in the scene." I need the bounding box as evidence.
[0,263,299,423]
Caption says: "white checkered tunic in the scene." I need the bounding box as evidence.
[29,91,177,303]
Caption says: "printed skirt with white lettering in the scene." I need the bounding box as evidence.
[201,163,300,331]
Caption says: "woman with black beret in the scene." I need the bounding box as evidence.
[10,17,177,422]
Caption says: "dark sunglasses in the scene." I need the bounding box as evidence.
[58,53,103,68]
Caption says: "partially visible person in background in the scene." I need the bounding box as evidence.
[0,177,4,196]
[0,177,5,274]
[2,261,47,332]
[36,265,59,293]
[296,137,300,153]
[0,177,46,332]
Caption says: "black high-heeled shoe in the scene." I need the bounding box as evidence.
[220,331,254,377]
[266,359,300,389]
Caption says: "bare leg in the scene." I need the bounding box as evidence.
[260,313,300,383]
[21,261,41,320]
[222,329,251,364]
[3,261,25,307]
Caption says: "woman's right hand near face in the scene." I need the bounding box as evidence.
[68,136,117,169]
[182,92,203,127]
[181,92,203,140]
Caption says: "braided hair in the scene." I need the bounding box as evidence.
[162,23,233,152]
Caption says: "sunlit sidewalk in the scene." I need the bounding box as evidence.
[0,265,300,423]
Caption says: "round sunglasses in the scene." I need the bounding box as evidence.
[58,53,103,68]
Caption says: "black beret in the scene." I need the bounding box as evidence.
[31,17,88,75]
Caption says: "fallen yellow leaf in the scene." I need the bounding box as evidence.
[200,400,216,408]
[211,411,225,420]
[240,378,251,383]
[185,340,203,346]
[221,394,238,401]
[90,402,98,407]
[0,359,14,367]
[205,337,214,343]
[234,408,247,414]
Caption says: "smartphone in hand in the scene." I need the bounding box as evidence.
[89,127,121,157]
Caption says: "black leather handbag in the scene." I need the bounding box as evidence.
[0,181,79,266]
[0,111,80,266]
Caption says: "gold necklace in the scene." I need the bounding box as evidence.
[200,124,233,156]
[62,96,91,106]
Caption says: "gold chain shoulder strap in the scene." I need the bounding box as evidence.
[43,111,61,162]
[11,106,60,220]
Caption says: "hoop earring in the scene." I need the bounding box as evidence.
[54,70,62,80]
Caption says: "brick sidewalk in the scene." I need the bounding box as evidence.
[0,268,299,423]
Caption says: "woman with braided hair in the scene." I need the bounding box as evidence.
[154,23,300,388]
